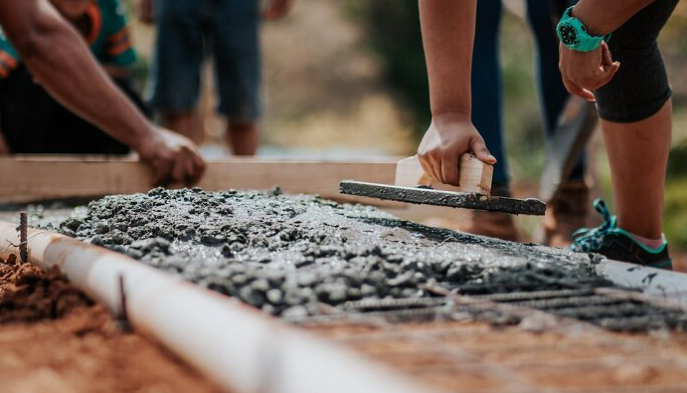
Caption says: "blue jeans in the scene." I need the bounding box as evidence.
[473,0,585,189]
[147,0,261,121]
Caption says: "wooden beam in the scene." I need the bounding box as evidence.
[395,154,493,195]
[0,156,402,205]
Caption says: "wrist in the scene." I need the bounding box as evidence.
[131,124,160,158]
[557,6,611,52]
[570,4,609,37]
[432,111,471,126]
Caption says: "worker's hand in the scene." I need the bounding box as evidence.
[263,0,294,20]
[136,127,206,187]
[133,0,155,24]
[559,41,619,102]
[418,113,496,186]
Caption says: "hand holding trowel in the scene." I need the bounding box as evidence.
[340,153,546,216]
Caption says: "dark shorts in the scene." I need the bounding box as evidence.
[0,66,144,154]
[148,0,261,121]
[595,0,679,123]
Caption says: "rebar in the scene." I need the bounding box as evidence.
[19,212,28,262]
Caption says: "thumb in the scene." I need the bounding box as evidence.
[470,137,497,165]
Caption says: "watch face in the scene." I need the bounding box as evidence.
[560,24,579,46]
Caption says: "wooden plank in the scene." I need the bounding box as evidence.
[458,154,493,195]
[0,156,401,205]
[395,154,493,195]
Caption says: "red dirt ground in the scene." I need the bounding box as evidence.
[0,254,223,393]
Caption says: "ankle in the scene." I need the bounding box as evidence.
[627,231,666,250]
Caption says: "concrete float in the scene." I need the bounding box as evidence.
[0,221,438,393]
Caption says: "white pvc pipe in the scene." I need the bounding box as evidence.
[0,221,439,393]
[597,259,687,310]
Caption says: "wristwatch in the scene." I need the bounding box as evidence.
[557,6,611,52]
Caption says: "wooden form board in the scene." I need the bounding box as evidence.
[395,154,493,195]
[0,156,401,205]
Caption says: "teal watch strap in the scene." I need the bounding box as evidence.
[557,6,611,53]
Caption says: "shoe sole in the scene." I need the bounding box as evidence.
[648,259,673,271]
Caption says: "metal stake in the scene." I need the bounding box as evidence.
[19,212,28,262]
[117,274,131,332]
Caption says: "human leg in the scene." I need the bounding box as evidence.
[602,100,671,239]
[226,120,259,156]
[570,0,678,268]
[471,0,507,188]
[148,0,205,142]
[211,0,261,156]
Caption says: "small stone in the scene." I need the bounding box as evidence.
[62,218,83,232]
[266,289,283,305]
[232,274,250,286]
[239,286,266,308]
[95,224,110,235]
[221,244,234,258]
[251,279,270,292]
[281,306,308,319]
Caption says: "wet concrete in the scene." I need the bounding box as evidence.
[340,181,546,215]
[44,188,613,320]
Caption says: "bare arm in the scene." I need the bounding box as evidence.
[573,0,656,35]
[416,0,494,186]
[0,0,204,185]
[419,0,476,121]
[0,0,149,150]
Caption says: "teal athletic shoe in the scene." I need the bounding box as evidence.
[570,199,672,270]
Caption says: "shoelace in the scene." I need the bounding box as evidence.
[570,199,614,252]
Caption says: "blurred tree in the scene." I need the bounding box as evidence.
[347,0,431,136]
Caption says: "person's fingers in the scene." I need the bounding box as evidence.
[440,154,459,186]
[470,137,496,165]
[151,160,171,187]
[171,155,187,184]
[562,77,596,102]
[182,154,197,186]
[181,149,204,186]
[190,151,206,184]
[426,153,442,183]
[418,154,435,183]
[597,61,620,88]
[601,42,613,66]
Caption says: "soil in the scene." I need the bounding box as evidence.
[45,188,686,332]
[308,319,687,393]
[0,253,222,393]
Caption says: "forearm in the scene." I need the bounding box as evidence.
[0,0,151,151]
[573,0,656,35]
[419,0,476,121]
